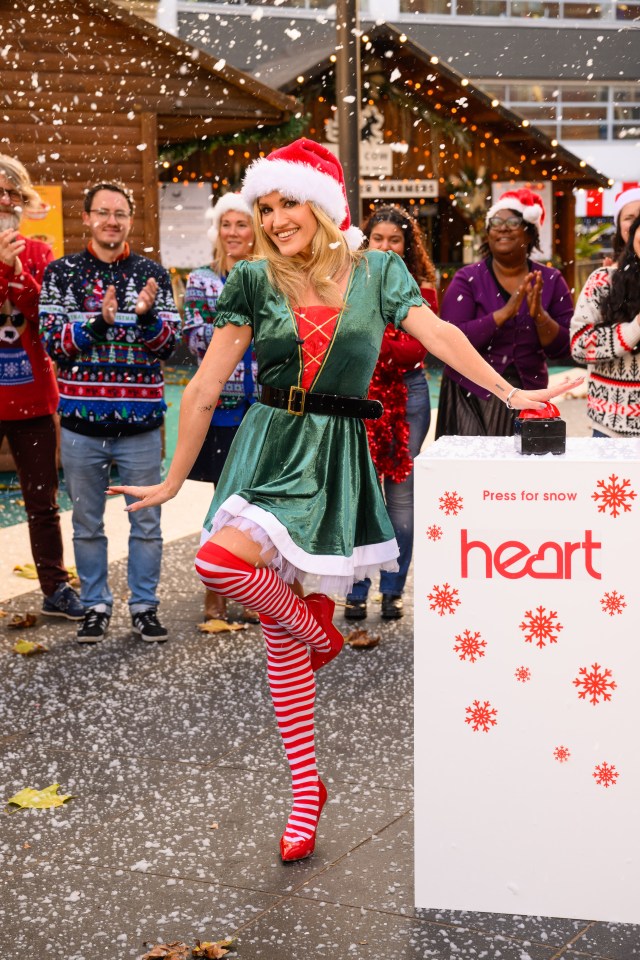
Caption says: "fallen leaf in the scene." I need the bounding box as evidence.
[198,619,247,634]
[13,563,38,580]
[0,609,8,617]
[141,943,190,960]
[192,941,236,959]
[7,782,73,810]
[12,639,48,656]
[344,628,380,649]
[209,821,219,830]
[8,612,38,630]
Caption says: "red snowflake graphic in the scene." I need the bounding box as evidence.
[600,590,627,617]
[593,761,619,788]
[453,629,486,663]
[438,490,464,516]
[573,662,617,706]
[425,524,443,542]
[592,474,637,518]
[519,606,563,649]
[465,699,498,733]
[554,745,571,763]
[514,666,531,683]
[428,583,461,616]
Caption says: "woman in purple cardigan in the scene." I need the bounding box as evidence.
[435,188,574,437]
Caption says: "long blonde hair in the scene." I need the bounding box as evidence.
[0,154,42,211]
[252,202,360,308]
[211,216,255,277]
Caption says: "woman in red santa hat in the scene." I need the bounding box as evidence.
[112,143,580,863]
[435,187,574,438]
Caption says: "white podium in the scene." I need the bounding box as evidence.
[414,436,640,923]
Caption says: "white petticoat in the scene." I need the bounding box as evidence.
[202,503,399,596]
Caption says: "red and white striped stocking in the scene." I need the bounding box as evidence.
[194,541,331,655]
[261,615,324,845]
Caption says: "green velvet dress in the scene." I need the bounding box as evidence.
[202,248,424,593]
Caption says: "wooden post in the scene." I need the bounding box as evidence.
[140,112,160,261]
[554,188,576,293]
[336,0,360,220]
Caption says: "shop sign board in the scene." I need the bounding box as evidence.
[361,179,439,199]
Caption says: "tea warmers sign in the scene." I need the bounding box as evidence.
[414,436,640,923]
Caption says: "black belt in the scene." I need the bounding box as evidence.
[260,384,383,420]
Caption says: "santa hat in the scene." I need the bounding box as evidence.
[613,186,640,225]
[486,188,545,228]
[241,138,365,250]
[206,192,252,246]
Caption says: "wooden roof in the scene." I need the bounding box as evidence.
[281,22,608,190]
[2,0,296,145]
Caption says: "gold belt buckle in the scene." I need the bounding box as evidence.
[287,385,306,416]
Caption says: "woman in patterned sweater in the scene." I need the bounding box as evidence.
[570,214,640,437]
[182,192,258,622]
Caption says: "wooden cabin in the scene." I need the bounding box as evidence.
[0,0,296,258]
[163,22,608,291]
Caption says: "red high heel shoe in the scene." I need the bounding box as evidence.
[304,593,344,672]
[280,779,328,863]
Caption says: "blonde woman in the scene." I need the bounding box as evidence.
[111,139,580,864]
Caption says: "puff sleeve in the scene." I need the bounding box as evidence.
[379,251,424,328]
[212,260,254,328]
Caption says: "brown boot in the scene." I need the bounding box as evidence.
[204,590,227,622]
[240,607,260,624]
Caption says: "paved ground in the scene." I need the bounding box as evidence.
[3,393,638,958]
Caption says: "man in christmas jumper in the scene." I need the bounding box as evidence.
[40,182,179,643]
[0,155,83,621]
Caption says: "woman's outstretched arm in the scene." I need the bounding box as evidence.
[109,323,252,510]
[401,303,582,410]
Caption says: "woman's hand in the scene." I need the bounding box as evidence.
[507,376,585,412]
[107,479,177,512]
[493,272,534,326]
[525,271,543,320]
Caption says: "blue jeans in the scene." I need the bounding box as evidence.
[348,370,431,601]
[60,428,163,613]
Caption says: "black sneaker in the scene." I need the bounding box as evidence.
[381,594,404,620]
[131,609,168,643]
[42,583,85,621]
[77,609,110,644]
[344,598,367,621]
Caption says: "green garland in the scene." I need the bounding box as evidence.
[159,113,310,167]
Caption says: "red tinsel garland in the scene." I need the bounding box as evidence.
[365,330,413,484]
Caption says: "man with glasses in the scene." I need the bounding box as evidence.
[40,182,179,643]
[0,154,83,622]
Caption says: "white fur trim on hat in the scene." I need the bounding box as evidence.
[614,187,640,224]
[486,197,543,226]
[206,192,252,246]
[241,157,348,228]
[343,225,365,251]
